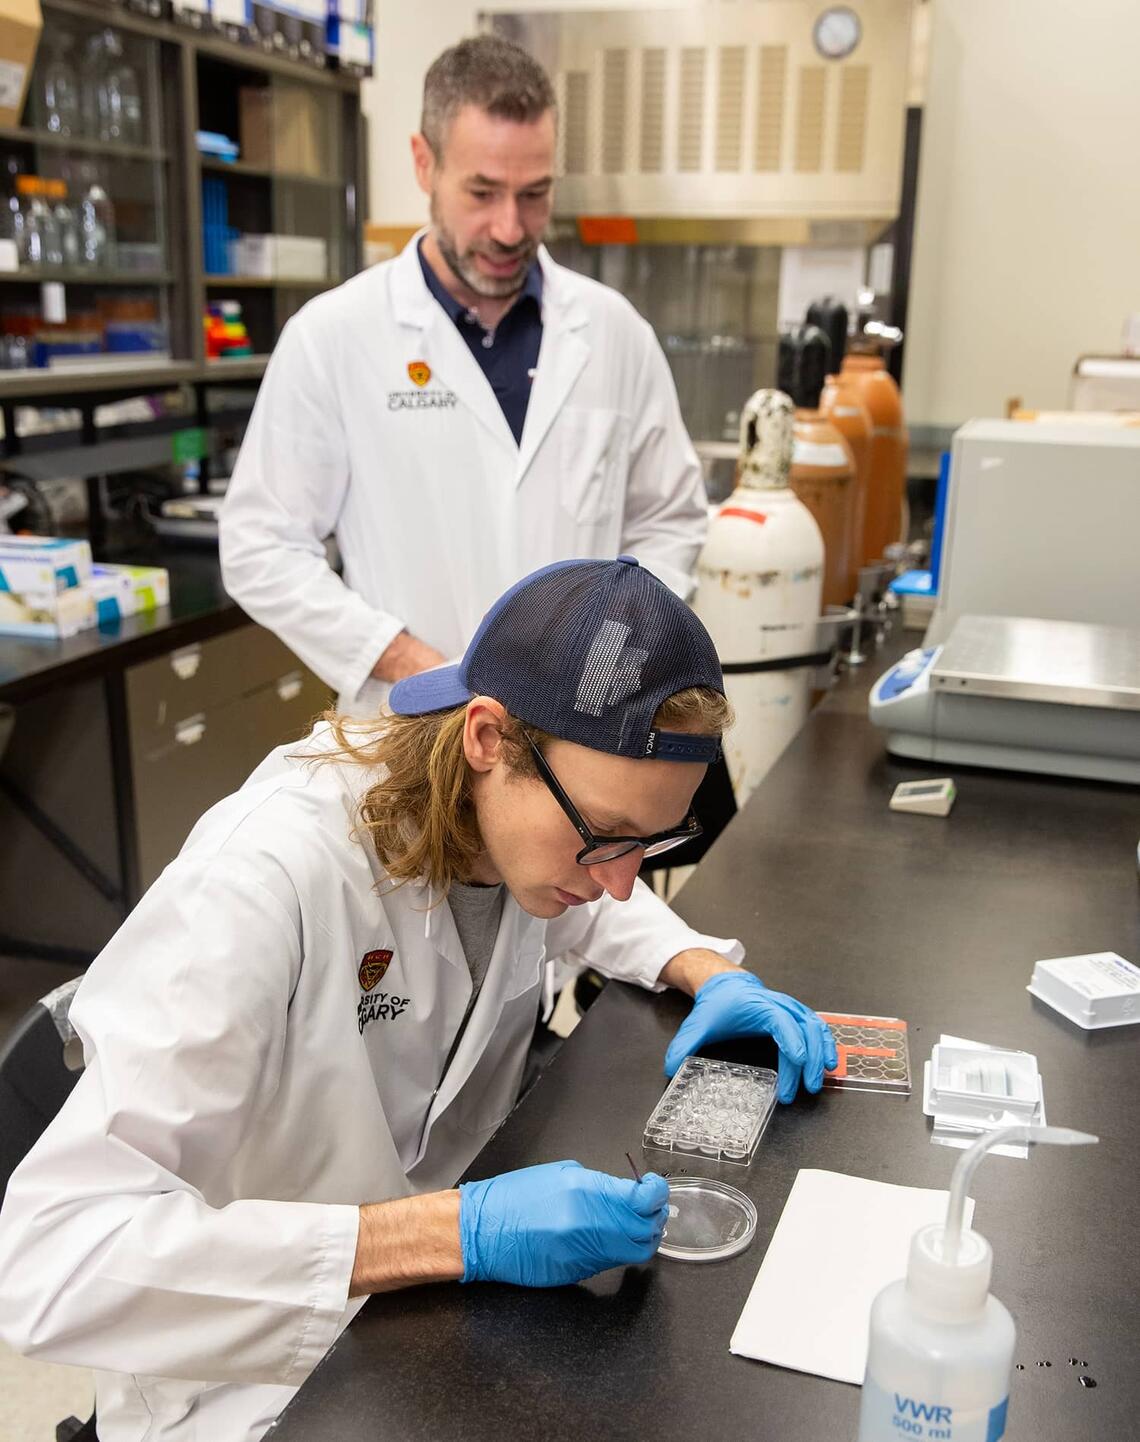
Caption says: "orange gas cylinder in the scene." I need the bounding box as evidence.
[819,374,871,595]
[789,409,855,609]
[839,352,908,565]
[779,324,857,607]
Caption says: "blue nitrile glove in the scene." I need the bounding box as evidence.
[664,969,839,1104]
[458,1160,670,1287]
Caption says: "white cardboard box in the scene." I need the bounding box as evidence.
[0,535,92,596]
[89,566,137,624]
[0,584,95,638]
[230,233,327,280]
[92,562,170,614]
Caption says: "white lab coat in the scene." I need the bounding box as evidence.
[0,724,741,1442]
[219,233,707,712]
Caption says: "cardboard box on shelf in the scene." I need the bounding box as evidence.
[231,233,328,279]
[0,584,95,638]
[0,0,42,128]
[89,566,136,624]
[239,84,324,176]
[0,535,92,596]
[92,562,170,615]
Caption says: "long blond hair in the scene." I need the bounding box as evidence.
[321,687,732,894]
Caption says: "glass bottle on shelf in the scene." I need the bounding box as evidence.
[5,156,25,252]
[89,30,143,145]
[38,180,64,268]
[1,334,29,369]
[16,177,63,268]
[40,37,81,138]
[112,46,143,146]
[79,30,106,140]
[80,181,117,268]
[96,30,124,143]
[81,29,135,144]
[48,180,80,267]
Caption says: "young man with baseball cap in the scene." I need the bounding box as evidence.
[0,557,835,1442]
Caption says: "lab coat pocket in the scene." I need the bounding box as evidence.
[558,408,625,527]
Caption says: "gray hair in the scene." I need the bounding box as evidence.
[421,36,557,159]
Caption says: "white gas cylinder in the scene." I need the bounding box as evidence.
[694,389,825,806]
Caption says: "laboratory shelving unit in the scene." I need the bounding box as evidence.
[0,0,365,449]
[0,2,366,970]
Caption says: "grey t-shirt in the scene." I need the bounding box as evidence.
[447,880,506,1008]
[429,882,509,1100]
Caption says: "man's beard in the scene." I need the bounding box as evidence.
[431,195,538,300]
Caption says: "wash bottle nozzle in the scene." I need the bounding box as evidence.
[942,1124,1099,1265]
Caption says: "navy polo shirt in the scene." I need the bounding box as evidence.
[418,242,543,446]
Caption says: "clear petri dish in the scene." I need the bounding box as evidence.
[657,1177,758,1263]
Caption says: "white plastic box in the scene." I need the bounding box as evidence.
[0,535,92,596]
[925,1043,1041,1127]
[1028,952,1140,1030]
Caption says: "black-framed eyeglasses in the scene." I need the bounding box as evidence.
[526,736,703,866]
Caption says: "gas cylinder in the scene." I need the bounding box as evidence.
[693,389,825,806]
[779,326,857,608]
[806,296,849,371]
[819,373,872,594]
[839,350,909,565]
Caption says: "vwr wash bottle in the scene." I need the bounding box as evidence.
[857,1124,1098,1442]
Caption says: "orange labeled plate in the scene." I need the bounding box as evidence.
[819,1012,911,1094]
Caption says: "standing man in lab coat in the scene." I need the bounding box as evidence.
[0,558,836,1442]
[220,34,708,713]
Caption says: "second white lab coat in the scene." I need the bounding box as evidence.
[0,724,741,1442]
[219,234,707,711]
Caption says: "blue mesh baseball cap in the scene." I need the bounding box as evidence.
[388,556,724,763]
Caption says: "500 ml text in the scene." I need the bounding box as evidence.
[892,1397,953,1439]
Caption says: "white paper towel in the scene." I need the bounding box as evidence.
[730,1168,975,1386]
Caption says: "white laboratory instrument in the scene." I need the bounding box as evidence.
[1069,354,1140,411]
[924,420,1140,648]
[889,778,955,816]
[869,613,1140,783]
[154,492,224,542]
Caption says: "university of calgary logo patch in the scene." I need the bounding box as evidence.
[407,360,431,387]
[358,949,393,991]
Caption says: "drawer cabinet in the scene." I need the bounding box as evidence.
[127,624,331,890]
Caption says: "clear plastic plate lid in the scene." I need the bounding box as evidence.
[658,1177,758,1262]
